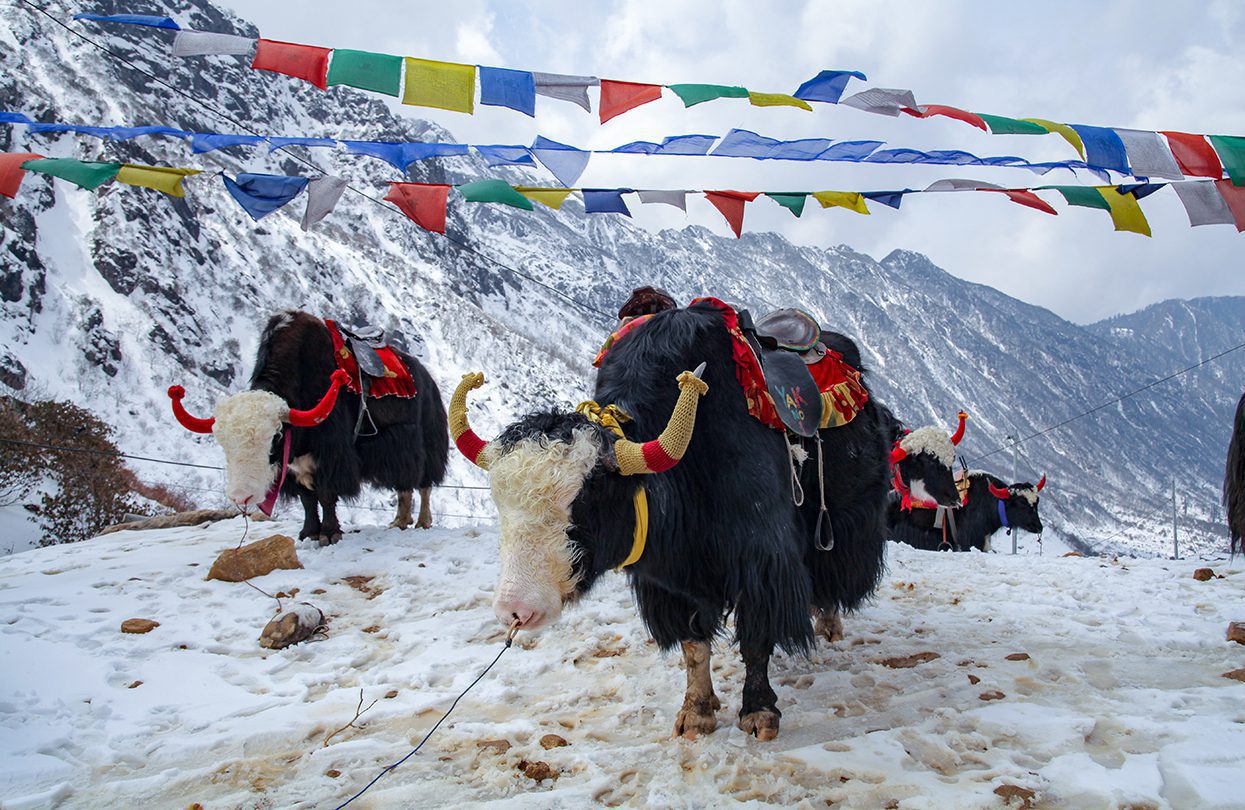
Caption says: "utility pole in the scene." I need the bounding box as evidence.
[1006,434,1018,555]
[1172,477,1179,560]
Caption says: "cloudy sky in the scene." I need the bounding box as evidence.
[218,0,1245,323]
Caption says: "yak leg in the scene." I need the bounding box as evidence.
[813,607,844,644]
[673,640,721,739]
[415,487,433,529]
[317,492,343,546]
[297,488,321,541]
[389,490,415,530]
[738,643,781,741]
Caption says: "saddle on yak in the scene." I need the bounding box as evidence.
[325,319,418,438]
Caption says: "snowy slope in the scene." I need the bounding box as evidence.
[1,521,1243,808]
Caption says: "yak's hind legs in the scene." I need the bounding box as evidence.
[738,643,781,741]
[813,606,844,644]
[389,490,415,530]
[415,486,433,529]
[297,487,321,541]
[673,640,721,739]
[317,492,343,546]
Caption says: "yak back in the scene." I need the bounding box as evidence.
[595,301,814,654]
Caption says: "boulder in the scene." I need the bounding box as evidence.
[1228,622,1245,645]
[1193,568,1215,582]
[207,534,302,582]
[121,618,159,634]
[540,734,569,749]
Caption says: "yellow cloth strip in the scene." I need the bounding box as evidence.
[1020,118,1086,159]
[402,57,475,113]
[812,190,870,214]
[115,165,200,197]
[516,187,574,209]
[1097,186,1152,236]
[748,91,812,111]
[617,487,648,570]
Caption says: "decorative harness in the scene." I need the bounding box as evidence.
[575,401,650,570]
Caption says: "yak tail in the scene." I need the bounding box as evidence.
[1225,392,1245,556]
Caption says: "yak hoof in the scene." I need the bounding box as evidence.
[317,532,342,547]
[815,611,845,644]
[299,526,321,541]
[673,697,720,740]
[388,517,414,531]
[415,514,433,530]
[738,709,781,741]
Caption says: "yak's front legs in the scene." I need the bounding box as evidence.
[673,640,721,739]
[317,491,343,546]
[813,606,844,644]
[389,490,415,530]
[738,643,781,740]
[297,487,321,541]
[415,486,433,529]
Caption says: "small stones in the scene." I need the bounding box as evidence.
[384,690,399,699]
[878,651,940,669]
[1061,552,1084,558]
[540,734,569,750]
[1227,622,1245,645]
[127,680,143,689]
[517,759,557,782]
[1004,653,1031,661]
[979,690,1006,702]
[477,739,511,753]
[967,674,981,685]
[342,575,383,600]
[1193,568,1215,582]
[994,784,1036,808]
[121,618,159,634]
[1221,669,1245,683]
[325,769,341,778]
[362,625,381,634]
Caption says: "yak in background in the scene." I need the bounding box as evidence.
[889,471,1045,552]
[1225,392,1245,554]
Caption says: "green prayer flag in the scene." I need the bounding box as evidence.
[327,49,403,97]
[766,192,807,217]
[22,158,121,190]
[666,84,749,108]
[1208,135,1245,186]
[978,113,1049,136]
[1049,186,1109,210]
[457,179,533,210]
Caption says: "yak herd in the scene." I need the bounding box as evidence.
[172,298,1233,744]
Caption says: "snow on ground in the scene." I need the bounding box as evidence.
[0,518,1243,809]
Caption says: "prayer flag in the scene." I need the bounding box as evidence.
[861,190,908,209]
[711,129,829,160]
[1215,179,1245,231]
[636,190,687,211]
[457,179,534,210]
[268,137,337,152]
[22,158,121,190]
[1208,136,1245,186]
[533,72,598,112]
[343,140,468,171]
[901,105,987,131]
[0,112,33,123]
[667,84,749,107]
[1113,128,1182,181]
[811,191,870,214]
[327,49,403,97]
[748,92,812,111]
[172,30,254,57]
[403,58,476,114]
[977,114,1049,136]
[74,13,178,29]
[982,189,1057,215]
[816,140,883,161]
[840,87,916,116]
[599,80,664,124]
[1171,181,1234,227]
[384,182,450,234]
[1021,119,1086,158]
[222,173,309,220]
[1161,131,1222,178]
[1049,186,1110,210]
[766,193,807,217]
[515,187,573,209]
[1070,125,1130,175]
[793,70,866,104]
[1115,183,1165,200]
[582,189,632,216]
[251,40,331,90]
[0,153,43,198]
[115,165,200,197]
[925,179,1002,192]
[190,133,263,153]
[479,67,536,116]
[611,135,717,156]
[704,190,759,237]
[302,175,348,230]
[1097,186,1151,236]
[475,145,535,167]
[530,136,590,187]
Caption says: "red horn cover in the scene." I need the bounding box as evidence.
[1036,474,1046,492]
[288,370,350,427]
[889,442,908,465]
[168,385,215,434]
[988,481,1011,500]
[949,411,968,445]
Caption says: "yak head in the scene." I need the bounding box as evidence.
[450,368,708,632]
[167,370,350,513]
[988,474,1046,534]
[891,411,967,507]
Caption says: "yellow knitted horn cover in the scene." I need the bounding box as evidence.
[449,371,492,469]
[614,369,709,475]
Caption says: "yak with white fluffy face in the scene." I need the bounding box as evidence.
[889,471,1046,552]
[168,311,448,543]
[451,301,891,741]
[887,412,969,510]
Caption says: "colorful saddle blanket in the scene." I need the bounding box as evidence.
[325,319,417,398]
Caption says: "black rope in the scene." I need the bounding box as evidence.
[335,632,516,809]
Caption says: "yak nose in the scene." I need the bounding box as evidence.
[494,600,540,629]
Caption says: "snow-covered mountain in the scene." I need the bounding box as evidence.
[1,0,1240,555]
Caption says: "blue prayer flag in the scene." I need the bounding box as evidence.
[611,135,716,156]
[342,140,469,171]
[582,189,632,216]
[1116,182,1166,200]
[711,129,831,160]
[0,112,34,124]
[531,136,591,187]
[475,145,535,167]
[268,137,337,152]
[816,140,883,161]
[222,173,309,221]
[861,190,910,209]
[479,67,537,117]
[1070,125,1131,175]
[793,70,867,103]
[74,13,180,30]
[191,133,264,153]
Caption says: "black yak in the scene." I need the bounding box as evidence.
[1225,392,1245,554]
[889,472,1046,552]
[168,311,448,544]
[888,411,969,511]
[450,299,890,741]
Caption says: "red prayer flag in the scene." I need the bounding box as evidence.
[252,39,332,90]
[985,188,1058,216]
[599,80,663,124]
[704,190,760,238]
[1215,179,1245,232]
[0,153,44,198]
[1161,131,1223,178]
[384,182,450,234]
[900,104,988,131]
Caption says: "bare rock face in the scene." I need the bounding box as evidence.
[1193,568,1215,581]
[207,535,302,582]
[259,604,325,649]
[1228,622,1245,645]
[121,618,159,634]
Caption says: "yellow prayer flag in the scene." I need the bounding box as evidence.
[748,92,812,111]
[1020,118,1086,159]
[515,187,574,210]
[811,191,870,215]
[1096,187,1152,236]
[402,57,476,113]
[115,165,201,197]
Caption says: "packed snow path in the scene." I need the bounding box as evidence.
[1,519,1242,809]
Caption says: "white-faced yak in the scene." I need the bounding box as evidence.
[888,411,969,511]
[889,471,1046,552]
[450,299,891,741]
[1225,391,1245,554]
[168,311,448,544]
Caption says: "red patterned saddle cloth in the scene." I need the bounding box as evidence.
[325,319,417,398]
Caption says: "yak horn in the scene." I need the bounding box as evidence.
[1036,474,1046,492]
[168,385,215,434]
[950,411,968,445]
[288,370,351,427]
[988,481,1011,499]
[613,365,709,475]
[449,371,493,470]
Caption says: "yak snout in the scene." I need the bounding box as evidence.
[493,583,563,631]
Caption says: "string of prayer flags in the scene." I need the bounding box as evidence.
[251,40,331,90]
[704,190,760,237]
[0,152,44,198]
[384,182,450,233]
[479,67,537,117]
[172,30,255,58]
[402,58,476,114]
[22,158,121,190]
[301,175,348,230]
[114,165,200,197]
[223,173,310,220]
[326,50,403,97]
[599,81,664,124]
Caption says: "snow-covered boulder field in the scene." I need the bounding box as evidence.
[1,521,1242,808]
